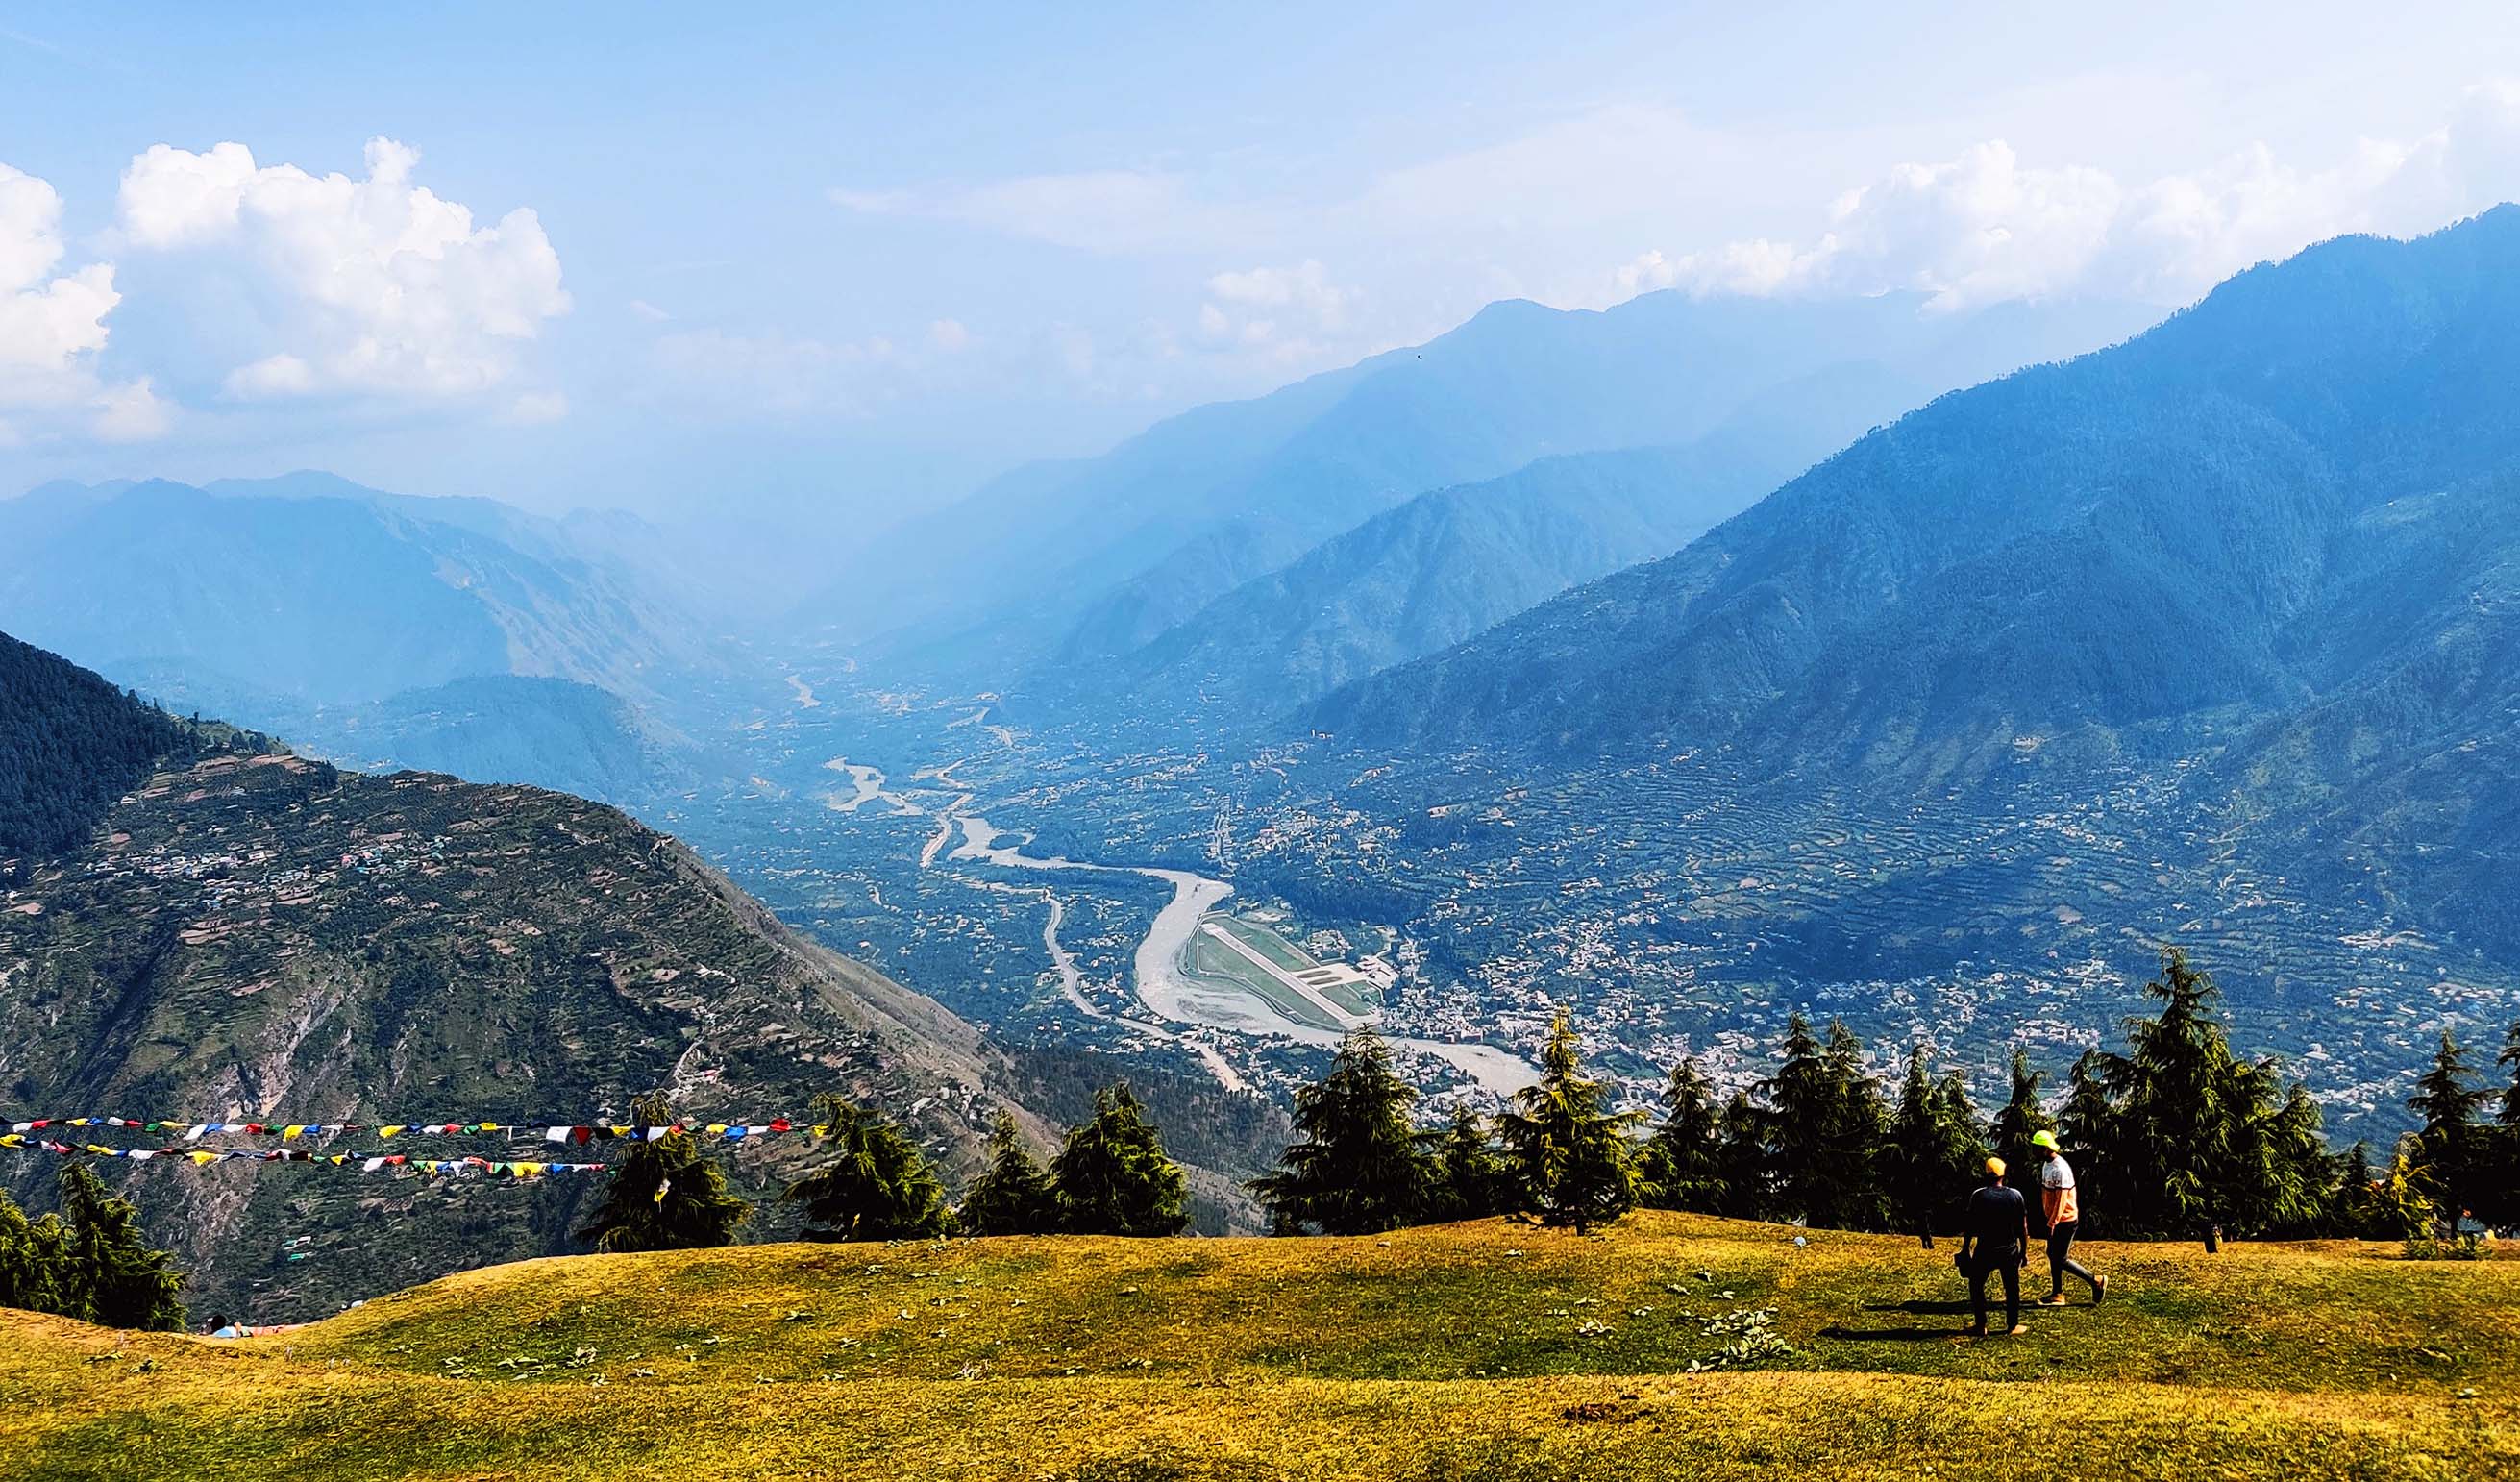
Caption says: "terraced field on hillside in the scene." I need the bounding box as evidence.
[4,1213,2514,1479]
[1241,750,2515,1129]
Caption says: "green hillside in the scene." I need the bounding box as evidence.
[0,632,1025,1321]
[2,1213,2512,1479]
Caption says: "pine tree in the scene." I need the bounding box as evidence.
[2487,1020,2520,1228]
[2104,948,2242,1243]
[55,1165,185,1331]
[575,1095,751,1253]
[1637,1057,1726,1214]
[1989,1048,2057,1229]
[1501,1010,1641,1233]
[1052,1084,1189,1236]
[2408,1030,2489,1221]
[1250,1029,1432,1235]
[1760,1012,1834,1224]
[1423,1105,1515,1222]
[1714,1091,1771,1221]
[0,1188,71,1316]
[2056,1050,2123,1235]
[1816,1020,1890,1231]
[1887,1047,1980,1245]
[958,1111,1057,1236]
[784,1094,951,1241]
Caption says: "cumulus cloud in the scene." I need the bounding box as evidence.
[117,136,571,400]
[0,161,164,441]
[1622,84,2520,312]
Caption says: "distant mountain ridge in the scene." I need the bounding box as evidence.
[1048,357,1936,726]
[813,289,2158,682]
[0,475,753,802]
[0,475,719,709]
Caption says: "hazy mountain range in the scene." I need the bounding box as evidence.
[0,474,743,803]
[815,289,2157,687]
[7,211,2517,1149]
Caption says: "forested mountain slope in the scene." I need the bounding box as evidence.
[1204,213,2520,1108]
[0,633,1018,1320]
[1308,209,2520,795]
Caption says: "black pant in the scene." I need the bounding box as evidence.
[2048,1221,2098,1296]
[1969,1247,2021,1331]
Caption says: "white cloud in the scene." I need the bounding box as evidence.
[0,161,163,441]
[117,136,572,400]
[628,298,671,322]
[1197,259,1359,364]
[90,377,172,442]
[1621,83,2520,311]
[927,317,970,352]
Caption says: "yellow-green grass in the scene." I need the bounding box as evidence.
[4,1212,2515,1480]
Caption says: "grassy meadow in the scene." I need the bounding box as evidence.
[2,1211,2513,1480]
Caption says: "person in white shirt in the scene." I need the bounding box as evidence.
[2033,1130,2108,1306]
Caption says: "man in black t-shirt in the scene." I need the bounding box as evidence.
[1958,1156,2031,1337]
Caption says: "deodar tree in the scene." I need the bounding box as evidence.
[1886,1045,1984,1246]
[1638,1056,1726,1215]
[1760,1013,1889,1231]
[784,1093,951,1242]
[52,1166,186,1330]
[1502,1010,1640,1233]
[1424,1104,1515,1223]
[1251,1028,1432,1235]
[1052,1084,1189,1237]
[958,1110,1057,1236]
[575,1094,751,1253]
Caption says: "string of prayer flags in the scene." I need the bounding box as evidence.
[0,1136,605,1178]
[11,1116,814,1143]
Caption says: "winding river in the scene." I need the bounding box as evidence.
[948,815,1534,1095]
[826,754,1533,1094]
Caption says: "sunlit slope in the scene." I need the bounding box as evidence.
[4,1212,2513,1480]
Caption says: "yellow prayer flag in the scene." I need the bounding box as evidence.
[282,1124,306,1140]
[379,1125,405,1139]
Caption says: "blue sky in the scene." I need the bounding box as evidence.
[4,3,2518,522]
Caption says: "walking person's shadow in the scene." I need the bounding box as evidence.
[1817,1298,1990,1341]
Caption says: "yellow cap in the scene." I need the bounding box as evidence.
[1985,1156,2007,1178]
